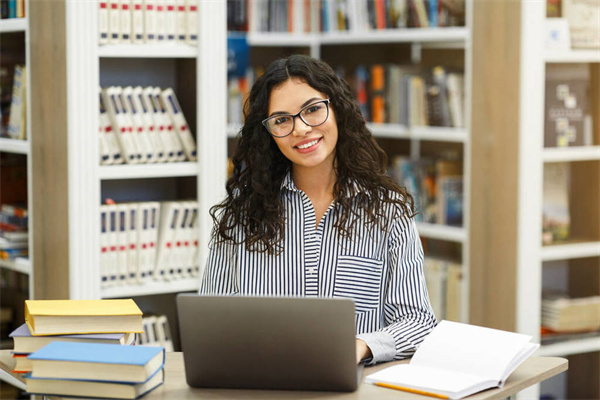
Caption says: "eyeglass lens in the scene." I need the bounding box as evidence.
[267,101,329,137]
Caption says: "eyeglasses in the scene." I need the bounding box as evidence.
[262,99,331,138]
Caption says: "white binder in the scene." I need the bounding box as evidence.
[131,0,144,43]
[102,87,140,164]
[99,0,110,44]
[185,0,198,45]
[106,204,120,286]
[155,0,166,42]
[143,0,157,42]
[181,200,198,278]
[143,86,177,162]
[100,205,111,288]
[119,0,132,42]
[170,202,192,279]
[116,203,130,285]
[156,315,175,352]
[165,0,177,41]
[152,87,183,162]
[146,202,161,280]
[175,0,187,41]
[99,88,123,165]
[133,86,167,163]
[108,0,121,43]
[122,86,155,163]
[155,201,181,280]
[161,88,197,161]
[115,87,144,163]
[126,203,140,283]
[188,201,200,277]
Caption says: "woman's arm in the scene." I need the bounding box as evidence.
[356,216,437,364]
[199,233,239,295]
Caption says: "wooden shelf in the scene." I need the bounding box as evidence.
[99,162,200,180]
[101,278,200,298]
[98,44,198,58]
[0,18,26,33]
[416,222,466,243]
[537,336,600,357]
[0,138,29,155]
[542,241,600,262]
[545,49,600,63]
[0,258,31,275]
[543,146,600,162]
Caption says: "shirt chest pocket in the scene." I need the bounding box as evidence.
[333,255,384,313]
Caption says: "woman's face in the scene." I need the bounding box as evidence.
[267,78,338,172]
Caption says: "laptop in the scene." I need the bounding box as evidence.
[176,294,363,392]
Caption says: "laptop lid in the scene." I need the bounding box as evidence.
[176,295,360,392]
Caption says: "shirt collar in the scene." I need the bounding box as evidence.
[280,170,369,198]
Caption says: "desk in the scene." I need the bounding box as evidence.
[1,351,567,400]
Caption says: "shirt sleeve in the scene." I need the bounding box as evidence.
[356,215,437,364]
[199,230,239,295]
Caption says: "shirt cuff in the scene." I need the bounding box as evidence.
[356,331,396,365]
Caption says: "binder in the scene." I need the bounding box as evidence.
[116,87,145,163]
[143,87,177,162]
[160,88,197,161]
[102,87,139,164]
[131,0,144,43]
[155,201,181,280]
[156,315,174,352]
[108,0,121,43]
[188,201,200,276]
[185,0,198,45]
[155,0,166,42]
[116,203,130,284]
[99,88,122,164]
[164,0,177,41]
[126,203,140,283]
[122,86,155,163]
[171,202,193,279]
[152,87,183,162]
[135,203,151,282]
[106,204,120,286]
[175,0,187,41]
[133,86,167,163]
[146,202,161,280]
[98,125,112,165]
[100,205,111,288]
[143,0,157,42]
[120,0,132,42]
[183,201,199,277]
[99,0,110,44]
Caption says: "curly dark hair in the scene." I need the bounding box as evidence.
[211,54,416,254]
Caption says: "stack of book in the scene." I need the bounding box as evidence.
[542,294,600,333]
[9,299,142,374]
[0,203,28,261]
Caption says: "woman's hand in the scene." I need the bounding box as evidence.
[355,339,372,364]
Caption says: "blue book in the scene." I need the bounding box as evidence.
[28,342,165,384]
[9,323,136,354]
[26,370,164,400]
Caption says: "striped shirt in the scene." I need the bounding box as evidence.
[200,172,436,364]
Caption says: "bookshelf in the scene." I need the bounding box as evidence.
[227,1,473,323]
[28,1,227,303]
[470,1,599,399]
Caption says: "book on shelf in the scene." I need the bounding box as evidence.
[423,258,463,322]
[7,65,26,141]
[28,342,164,382]
[544,64,593,148]
[9,323,136,355]
[160,88,197,161]
[542,293,600,333]
[25,299,143,336]
[364,320,539,400]
[541,326,600,345]
[138,314,174,352]
[562,0,600,49]
[542,162,570,245]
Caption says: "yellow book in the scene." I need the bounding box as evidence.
[25,299,143,336]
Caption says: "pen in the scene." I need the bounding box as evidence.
[374,382,449,399]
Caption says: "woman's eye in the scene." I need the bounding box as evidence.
[274,116,290,125]
[305,104,321,114]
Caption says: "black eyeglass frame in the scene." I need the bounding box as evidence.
[262,99,331,138]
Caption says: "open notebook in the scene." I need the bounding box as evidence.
[365,320,539,399]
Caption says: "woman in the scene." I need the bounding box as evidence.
[200,54,436,364]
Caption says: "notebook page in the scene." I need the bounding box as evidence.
[410,321,533,382]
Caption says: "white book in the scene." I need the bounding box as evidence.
[98,124,112,165]
[447,73,464,128]
[155,0,166,42]
[108,0,121,43]
[102,87,140,164]
[122,86,155,163]
[143,87,175,162]
[100,205,111,288]
[115,86,144,163]
[184,201,199,277]
[171,202,193,279]
[135,203,152,282]
[143,0,157,42]
[144,316,161,347]
[115,204,130,284]
[126,203,140,283]
[106,204,120,286]
[133,86,167,163]
[185,0,198,45]
[175,0,187,41]
[152,87,183,162]
[155,201,181,281]
[364,321,540,400]
[131,0,145,43]
[99,0,110,44]
[248,0,260,33]
[292,0,305,33]
[424,258,446,321]
[7,65,26,140]
[119,0,132,42]
[164,0,177,41]
[99,88,123,165]
[156,315,175,352]
[160,88,196,161]
[147,202,161,280]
